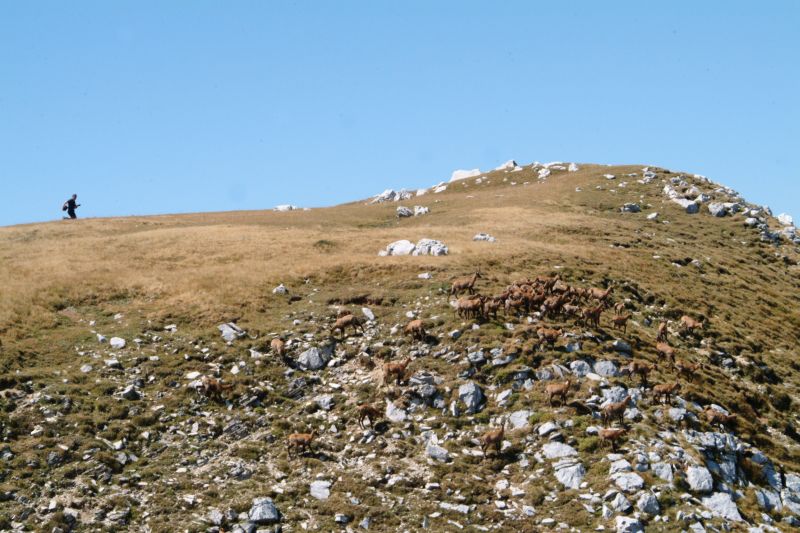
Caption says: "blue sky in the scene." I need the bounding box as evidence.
[1,1,797,226]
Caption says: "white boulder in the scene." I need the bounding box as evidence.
[450,169,481,182]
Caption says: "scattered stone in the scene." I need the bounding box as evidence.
[542,442,577,459]
[636,492,660,515]
[613,472,644,493]
[272,284,288,295]
[297,345,333,371]
[397,206,413,218]
[701,492,742,521]
[218,323,245,342]
[686,465,714,493]
[473,233,496,242]
[507,410,532,430]
[310,480,332,500]
[110,337,126,349]
[248,497,281,524]
[121,385,140,401]
[458,382,485,414]
[594,360,619,377]
[615,516,644,533]
[553,458,585,489]
[621,203,641,213]
[426,442,451,462]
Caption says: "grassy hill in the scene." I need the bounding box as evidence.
[1,162,799,532]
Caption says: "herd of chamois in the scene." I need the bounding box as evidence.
[196,268,724,460]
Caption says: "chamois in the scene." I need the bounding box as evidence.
[704,407,737,429]
[602,396,630,425]
[384,357,412,385]
[588,286,614,303]
[545,379,571,407]
[404,319,427,341]
[450,271,482,297]
[653,381,681,405]
[599,427,628,451]
[611,313,632,333]
[271,338,286,357]
[536,327,562,350]
[357,403,382,429]
[287,430,317,458]
[675,359,702,382]
[614,302,626,315]
[198,376,233,401]
[680,315,705,334]
[331,314,365,337]
[624,361,655,386]
[656,342,676,365]
[582,304,604,329]
[656,321,669,343]
[480,420,506,459]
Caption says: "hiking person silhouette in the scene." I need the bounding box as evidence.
[62,194,80,219]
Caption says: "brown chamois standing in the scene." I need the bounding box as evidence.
[656,321,669,343]
[602,395,630,425]
[383,357,412,385]
[611,313,632,333]
[330,314,365,337]
[480,420,506,459]
[680,315,705,334]
[589,286,614,303]
[599,427,628,451]
[456,295,485,319]
[656,342,676,365]
[403,319,427,341]
[450,271,483,297]
[704,407,737,429]
[625,361,656,386]
[504,295,527,316]
[536,327,562,350]
[675,359,702,382]
[614,302,626,315]
[483,297,503,320]
[287,430,318,458]
[198,376,234,401]
[271,337,286,357]
[653,381,681,405]
[357,403,382,429]
[545,379,571,407]
[582,304,604,328]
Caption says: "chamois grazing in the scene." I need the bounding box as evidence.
[599,427,628,451]
[602,396,630,425]
[287,430,317,458]
[611,313,632,333]
[450,271,482,297]
[675,359,702,382]
[704,407,737,429]
[624,361,656,386]
[680,315,705,334]
[270,337,286,357]
[656,321,669,343]
[357,403,382,429]
[331,314,365,337]
[403,319,426,341]
[653,381,681,405]
[545,379,571,407]
[383,357,412,385]
[536,327,562,350]
[656,342,676,364]
[198,376,233,401]
[479,420,506,459]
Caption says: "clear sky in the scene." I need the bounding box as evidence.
[1,1,798,227]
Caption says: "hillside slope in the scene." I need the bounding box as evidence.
[1,162,799,532]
